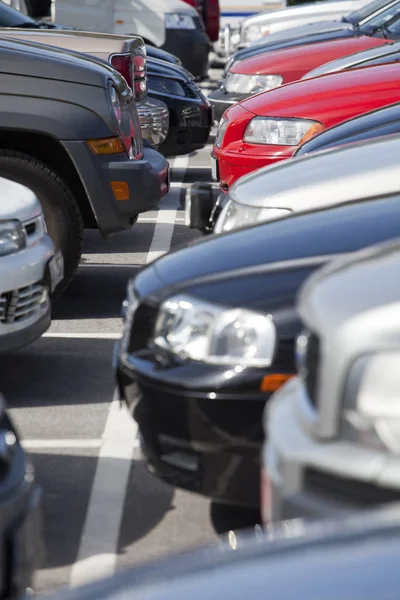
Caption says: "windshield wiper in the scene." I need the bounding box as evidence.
[9,21,40,28]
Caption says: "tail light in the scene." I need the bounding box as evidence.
[110,53,148,102]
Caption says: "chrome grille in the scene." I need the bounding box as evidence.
[1,283,46,324]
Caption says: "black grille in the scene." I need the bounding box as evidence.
[305,468,400,507]
[303,333,320,409]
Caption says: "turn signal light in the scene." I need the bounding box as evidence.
[298,122,324,146]
[111,181,130,201]
[87,137,125,155]
[260,373,293,392]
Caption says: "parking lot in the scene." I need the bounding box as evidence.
[0,90,245,594]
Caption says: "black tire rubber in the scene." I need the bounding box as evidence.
[0,149,83,298]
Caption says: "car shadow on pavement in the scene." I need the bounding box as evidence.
[0,337,116,409]
[52,264,140,321]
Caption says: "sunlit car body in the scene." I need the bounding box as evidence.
[190,135,400,234]
[234,0,372,51]
[212,63,400,189]
[263,238,400,523]
[0,177,59,351]
[296,101,400,155]
[209,35,389,121]
[226,0,398,67]
[45,503,400,600]
[115,184,400,510]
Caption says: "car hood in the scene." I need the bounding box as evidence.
[233,26,356,62]
[248,19,353,48]
[0,37,119,86]
[229,135,400,212]
[297,102,400,153]
[239,63,400,126]
[231,36,388,79]
[0,177,42,221]
[244,1,363,27]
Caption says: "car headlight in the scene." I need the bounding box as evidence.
[241,23,270,43]
[340,352,400,453]
[224,72,283,95]
[244,117,324,146]
[215,118,229,148]
[0,220,26,256]
[152,294,276,367]
[165,13,196,29]
[148,75,186,98]
[109,85,122,126]
[215,200,291,233]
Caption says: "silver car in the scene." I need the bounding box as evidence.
[0,177,60,351]
[262,238,400,523]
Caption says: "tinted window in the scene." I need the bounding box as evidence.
[0,1,35,26]
[346,0,396,23]
[385,12,400,32]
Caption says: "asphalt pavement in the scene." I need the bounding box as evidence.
[0,74,259,596]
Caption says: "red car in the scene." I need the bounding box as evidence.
[212,63,400,188]
[209,35,391,121]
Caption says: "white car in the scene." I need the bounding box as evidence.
[238,0,371,48]
[262,238,400,523]
[0,177,62,352]
[212,135,400,234]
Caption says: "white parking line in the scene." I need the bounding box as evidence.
[23,439,142,450]
[42,333,121,339]
[69,154,189,588]
[69,397,139,587]
[146,155,188,264]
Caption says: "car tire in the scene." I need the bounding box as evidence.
[0,150,83,298]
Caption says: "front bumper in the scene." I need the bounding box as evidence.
[264,377,400,522]
[208,88,246,123]
[185,183,227,233]
[62,142,170,235]
[116,352,269,508]
[137,98,170,148]
[154,91,213,158]
[0,235,54,352]
[161,28,210,79]
[213,146,295,189]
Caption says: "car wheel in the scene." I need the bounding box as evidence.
[0,149,83,298]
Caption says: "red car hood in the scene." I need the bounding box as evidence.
[230,36,390,83]
[238,63,400,126]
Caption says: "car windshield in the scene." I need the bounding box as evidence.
[344,0,396,24]
[359,1,400,33]
[383,11,400,33]
[0,1,37,26]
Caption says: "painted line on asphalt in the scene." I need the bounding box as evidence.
[23,438,141,450]
[146,155,188,265]
[42,332,121,339]
[69,395,139,587]
[69,155,188,588]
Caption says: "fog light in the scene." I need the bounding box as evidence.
[111,181,130,201]
[87,137,126,155]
